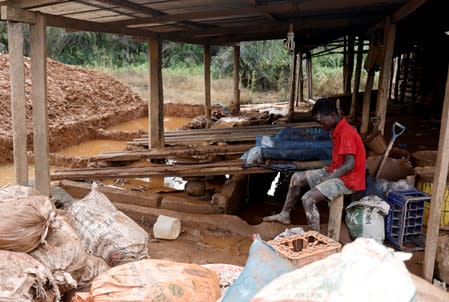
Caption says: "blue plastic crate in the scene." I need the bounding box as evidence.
[385,189,430,251]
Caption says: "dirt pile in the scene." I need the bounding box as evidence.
[0,54,147,163]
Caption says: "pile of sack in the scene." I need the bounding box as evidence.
[0,183,149,301]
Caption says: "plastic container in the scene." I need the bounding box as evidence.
[267,231,341,267]
[416,181,449,230]
[153,215,181,240]
[385,189,430,251]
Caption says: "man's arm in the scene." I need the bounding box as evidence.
[321,154,355,182]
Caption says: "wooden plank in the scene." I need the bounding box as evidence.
[30,13,50,196]
[375,17,396,134]
[51,160,326,181]
[148,36,164,148]
[94,144,254,162]
[344,35,355,96]
[233,45,240,112]
[8,21,28,186]
[1,5,36,23]
[349,36,364,119]
[423,63,449,281]
[204,43,211,119]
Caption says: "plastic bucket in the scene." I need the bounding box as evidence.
[153,215,181,240]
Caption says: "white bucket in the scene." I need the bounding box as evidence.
[153,215,181,240]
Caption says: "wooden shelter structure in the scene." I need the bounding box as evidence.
[1,0,449,281]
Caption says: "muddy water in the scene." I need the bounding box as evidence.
[108,116,191,132]
[0,116,190,187]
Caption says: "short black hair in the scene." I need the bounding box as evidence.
[311,98,339,117]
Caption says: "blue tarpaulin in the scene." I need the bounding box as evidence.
[242,127,332,171]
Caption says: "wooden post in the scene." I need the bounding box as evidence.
[328,194,344,241]
[394,55,401,101]
[345,35,355,96]
[423,63,449,281]
[204,43,211,119]
[8,21,28,186]
[361,69,375,136]
[375,17,396,134]
[349,36,364,120]
[296,51,303,107]
[306,51,313,100]
[233,45,240,113]
[400,53,410,103]
[148,37,164,148]
[343,36,347,93]
[30,14,50,196]
[289,49,298,113]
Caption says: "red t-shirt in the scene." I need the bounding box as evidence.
[326,118,366,191]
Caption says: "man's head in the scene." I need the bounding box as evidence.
[311,98,340,130]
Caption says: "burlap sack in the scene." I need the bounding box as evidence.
[0,250,60,302]
[0,195,56,252]
[88,259,221,302]
[0,183,39,200]
[72,255,110,290]
[30,216,88,294]
[68,184,149,266]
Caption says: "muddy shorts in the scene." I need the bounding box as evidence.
[305,168,353,200]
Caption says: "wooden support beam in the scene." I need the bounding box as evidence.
[345,35,355,96]
[1,5,35,23]
[30,13,50,196]
[361,69,375,136]
[233,45,241,113]
[289,48,298,113]
[148,37,164,148]
[350,36,364,120]
[8,21,28,186]
[306,51,313,100]
[392,0,428,23]
[375,17,396,134]
[296,51,304,106]
[423,63,449,281]
[204,43,211,120]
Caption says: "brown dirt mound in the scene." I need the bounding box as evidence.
[0,54,147,163]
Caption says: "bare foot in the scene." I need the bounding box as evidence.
[262,213,291,225]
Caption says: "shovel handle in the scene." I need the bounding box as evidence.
[392,122,406,139]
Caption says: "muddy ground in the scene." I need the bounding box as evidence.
[0,55,434,279]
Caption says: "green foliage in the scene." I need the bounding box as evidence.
[213,40,291,92]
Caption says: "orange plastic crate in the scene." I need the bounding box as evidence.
[267,231,341,267]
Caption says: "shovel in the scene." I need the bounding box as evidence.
[375,122,406,179]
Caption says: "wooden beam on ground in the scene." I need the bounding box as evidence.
[51,159,326,181]
[424,63,449,281]
[375,17,396,135]
[204,43,211,120]
[350,36,364,120]
[148,37,164,148]
[8,21,28,186]
[130,122,319,146]
[233,45,241,113]
[30,13,50,196]
[94,144,254,162]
